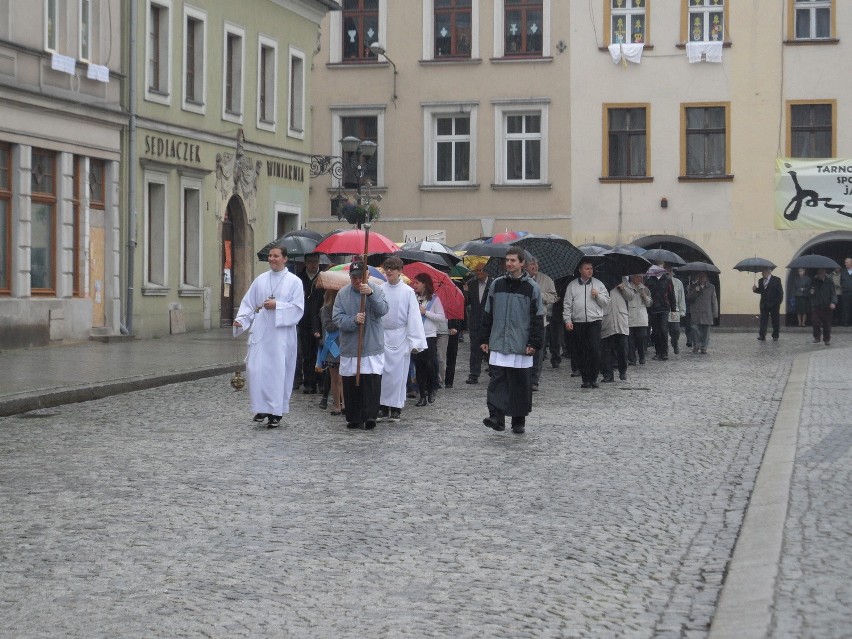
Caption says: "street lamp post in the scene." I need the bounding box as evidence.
[310,136,379,229]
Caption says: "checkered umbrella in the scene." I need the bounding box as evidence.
[509,235,585,281]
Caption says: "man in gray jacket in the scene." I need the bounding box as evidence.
[564,259,609,388]
[332,261,389,430]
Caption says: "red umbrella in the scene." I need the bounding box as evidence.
[490,230,528,244]
[314,229,399,255]
[402,262,465,320]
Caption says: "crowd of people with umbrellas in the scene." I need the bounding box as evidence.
[236,225,850,430]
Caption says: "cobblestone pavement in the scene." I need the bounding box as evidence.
[0,332,848,638]
[770,347,852,639]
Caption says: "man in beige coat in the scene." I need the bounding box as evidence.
[601,277,634,382]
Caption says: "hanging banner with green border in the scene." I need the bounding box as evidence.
[775,158,852,230]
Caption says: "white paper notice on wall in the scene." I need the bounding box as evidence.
[403,230,446,244]
[86,63,110,83]
[51,52,76,74]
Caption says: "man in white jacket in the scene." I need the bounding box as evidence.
[564,259,609,388]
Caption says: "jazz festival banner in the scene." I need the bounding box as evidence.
[775,158,852,230]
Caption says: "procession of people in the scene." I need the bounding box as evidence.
[235,231,850,434]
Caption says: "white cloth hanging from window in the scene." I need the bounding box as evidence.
[608,43,645,65]
[86,63,110,83]
[686,41,723,64]
[50,52,76,74]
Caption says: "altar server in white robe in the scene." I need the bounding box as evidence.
[378,256,427,422]
[233,246,304,428]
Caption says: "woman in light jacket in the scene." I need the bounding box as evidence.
[626,273,652,365]
[685,272,718,354]
[601,277,634,382]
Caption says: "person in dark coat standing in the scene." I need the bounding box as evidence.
[464,263,493,384]
[753,267,784,341]
[296,253,325,394]
[810,268,837,346]
[645,267,674,361]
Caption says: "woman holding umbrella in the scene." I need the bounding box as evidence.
[411,273,447,406]
[793,268,812,327]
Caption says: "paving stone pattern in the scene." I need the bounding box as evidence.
[0,333,841,638]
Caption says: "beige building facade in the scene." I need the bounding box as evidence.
[309,0,851,321]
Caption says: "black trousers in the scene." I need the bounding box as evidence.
[297,324,318,390]
[759,304,781,339]
[601,334,628,378]
[444,332,459,386]
[486,364,532,419]
[628,326,647,364]
[812,306,833,343]
[649,312,668,357]
[573,320,602,384]
[468,329,485,379]
[342,372,382,425]
[413,336,439,395]
[841,293,852,326]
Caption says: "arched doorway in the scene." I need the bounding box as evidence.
[785,231,852,326]
[633,234,720,325]
[220,195,253,327]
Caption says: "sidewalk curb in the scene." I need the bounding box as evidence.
[0,363,240,417]
[708,352,809,638]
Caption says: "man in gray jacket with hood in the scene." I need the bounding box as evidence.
[479,247,545,434]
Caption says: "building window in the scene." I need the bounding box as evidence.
[682,103,729,177]
[79,0,91,60]
[147,0,171,101]
[340,116,379,187]
[434,114,472,183]
[789,102,834,158]
[258,38,277,127]
[494,101,548,184]
[606,105,648,178]
[183,8,206,110]
[144,173,167,288]
[793,0,833,40]
[608,0,647,44]
[435,0,472,58]
[504,0,543,56]
[288,48,305,138]
[686,0,725,42]
[224,25,244,119]
[181,179,202,289]
[342,0,379,61]
[72,157,82,297]
[31,149,56,294]
[45,0,58,51]
[0,143,10,294]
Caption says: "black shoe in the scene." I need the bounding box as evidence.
[346,422,361,429]
[445,384,453,389]
[415,396,427,407]
[377,406,390,420]
[686,342,692,348]
[651,355,661,361]
[551,361,560,369]
[601,377,614,383]
[619,372,627,381]
[253,413,268,422]
[773,336,779,341]
[365,420,376,430]
[571,371,581,377]
[590,382,599,389]
[813,339,821,343]
[581,382,591,389]
[427,392,435,404]
[389,408,401,422]
[303,386,317,395]
[757,336,766,341]
[319,397,328,410]
[531,384,539,391]
[483,416,505,431]
[638,359,645,365]
[673,346,679,354]
[824,340,830,346]
[465,376,478,384]
[511,425,526,434]
[267,415,282,428]
[661,356,669,361]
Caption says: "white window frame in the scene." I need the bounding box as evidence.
[274,202,302,240]
[330,106,386,188]
[257,35,278,132]
[608,0,648,45]
[180,176,202,290]
[79,0,92,61]
[328,0,388,64]
[182,5,207,114]
[45,0,59,52]
[145,0,172,105]
[687,0,725,42]
[143,170,169,291]
[793,0,833,40]
[422,0,480,61]
[422,103,478,186]
[493,0,551,59]
[222,22,245,123]
[493,99,549,185]
[287,46,306,139]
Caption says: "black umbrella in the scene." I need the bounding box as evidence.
[507,235,585,281]
[591,250,652,278]
[401,240,462,266]
[465,242,512,258]
[786,254,840,270]
[376,249,451,271]
[613,243,647,256]
[452,237,491,252]
[579,244,610,256]
[257,234,319,262]
[284,228,324,242]
[675,261,721,274]
[733,257,777,273]
[642,248,686,265]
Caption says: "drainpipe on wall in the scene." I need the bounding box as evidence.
[125,0,138,334]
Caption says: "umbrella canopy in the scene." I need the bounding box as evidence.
[465,242,512,258]
[591,250,652,278]
[786,254,841,270]
[284,228,324,242]
[402,262,465,320]
[401,240,455,255]
[733,257,777,273]
[375,249,450,271]
[256,234,319,262]
[317,266,386,291]
[676,261,721,274]
[642,248,686,265]
[613,243,647,256]
[578,244,610,256]
[508,235,585,281]
[578,242,613,251]
[488,230,529,244]
[314,229,400,256]
[449,261,471,280]
[646,265,667,277]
